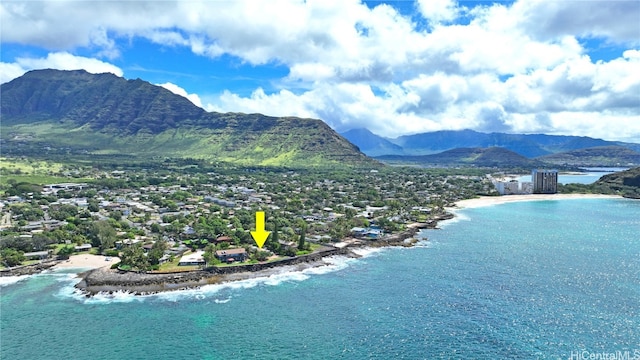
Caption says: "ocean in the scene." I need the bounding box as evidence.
[516,168,630,185]
[1,198,639,360]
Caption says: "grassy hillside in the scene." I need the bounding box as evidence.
[558,167,640,199]
[1,70,377,168]
[377,147,543,168]
[537,146,640,167]
[594,167,640,198]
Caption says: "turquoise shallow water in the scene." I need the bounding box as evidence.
[1,198,639,359]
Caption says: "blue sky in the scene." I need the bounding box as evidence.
[1,0,639,142]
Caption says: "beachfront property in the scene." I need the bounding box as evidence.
[350,226,384,239]
[492,169,557,195]
[178,251,206,266]
[494,180,534,195]
[74,244,92,252]
[532,169,558,194]
[215,248,248,263]
[23,250,51,260]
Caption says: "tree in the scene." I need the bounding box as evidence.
[10,204,44,221]
[203,244,221,266]
[1,248,25,267]
[119,243,149,272]
[109,210,122,221]
[31,234,54,251]
[150,223,162,233]
[57,245,75,260]
[297,224,307,250]
[50,204,79,221]
[147,239,167,265]
[253,250,270,262]
[87,221,117,252]
[271,219,279,244]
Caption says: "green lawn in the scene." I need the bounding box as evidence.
[0,157,91,186]
[153,254,200,272]
[0,174,91,186]
[296,243,322,256]
[0,157,65,174]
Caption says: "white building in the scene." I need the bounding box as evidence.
[494,180,533,195]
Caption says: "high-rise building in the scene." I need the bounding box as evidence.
[532,169,558,194]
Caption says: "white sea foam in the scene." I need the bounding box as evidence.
[51,247,389,304]
[302,258,349,275]
[0,275,29,287]
[436,210,470,229]
[349,247,386,258]
[1,270,80,288]
[131,254,365,303]
[84,290,146,304]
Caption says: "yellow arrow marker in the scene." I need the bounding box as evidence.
[250,211,271,248]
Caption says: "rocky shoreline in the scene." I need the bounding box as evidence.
[76,246,353,295]
[0,259,59,276]
[3,216,452,296]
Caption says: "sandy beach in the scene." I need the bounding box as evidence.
[54,254,120,270]
[453,193,622,209]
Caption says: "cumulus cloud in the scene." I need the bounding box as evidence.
[157,82,203,108]
[417,0,459,24]
[513,0,640,44]
[0,52,123,84]
[0,62,26,85]
[1,0,639,141]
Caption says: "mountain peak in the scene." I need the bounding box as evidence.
[345,128,640,159]
[1,69,378,168]
[340,128,403,156]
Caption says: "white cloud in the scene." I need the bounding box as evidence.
[417,0,459,24]
[2,0,639,142]
[0,62,27,84]
[0,52,123,84]
[512,0,640,44]
[210,49,640,141]
[157,82,203,109]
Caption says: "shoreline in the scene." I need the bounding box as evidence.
[3,194,626,295]
[53,254,121,270]
[74,227,431,296]
[452,193,622,209]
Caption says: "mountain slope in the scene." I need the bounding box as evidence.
[594,167,640,198]
[377,147,543,168]
[0,69,377,168]
[340,128,403,156]
[344,129,640,158]
[537,146,640,166]
[390,130,551,157]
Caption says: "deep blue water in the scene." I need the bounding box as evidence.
[1,198,639,359]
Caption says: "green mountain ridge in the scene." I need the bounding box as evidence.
[593,167,640,198]
[342,128,640,158]
[376,147,544,168]
[1,69,377,168]
[538,146,640,167]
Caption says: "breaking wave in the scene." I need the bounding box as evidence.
[0,275,30,287]
[55,249,386,304]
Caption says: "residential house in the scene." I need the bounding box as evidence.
[74,244,92,252]
[215,248,248,263]
[24,250,50,260]
[214,235,233,244]
[178,251,206,266]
